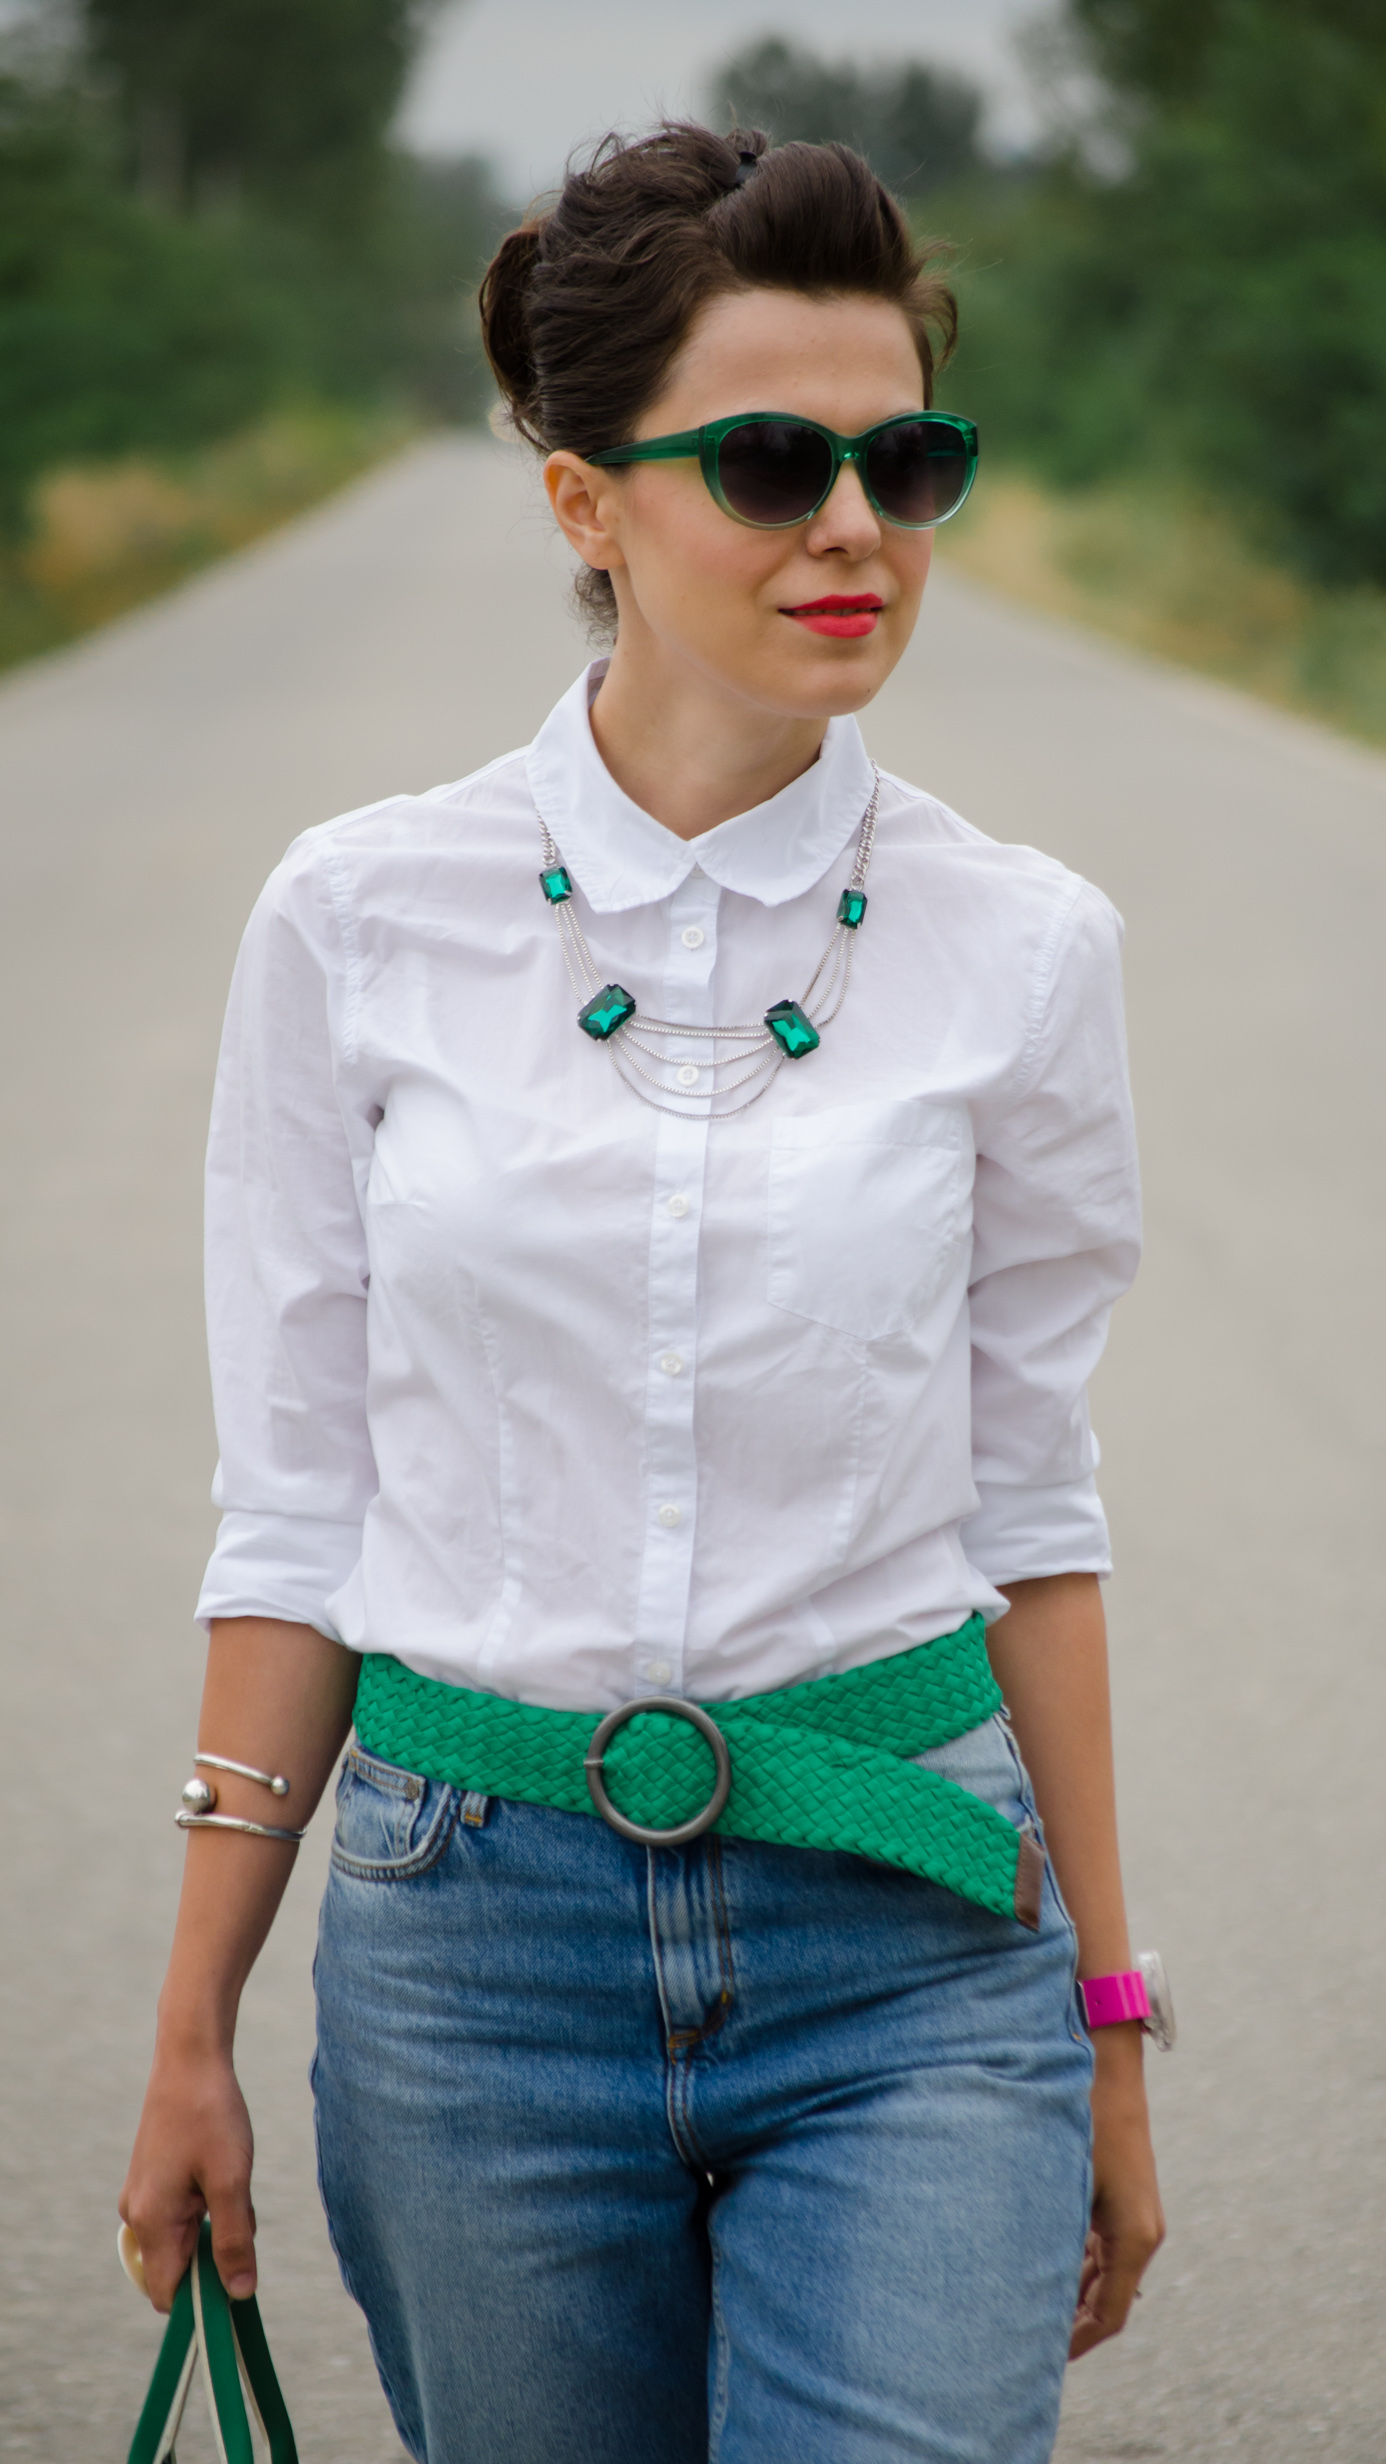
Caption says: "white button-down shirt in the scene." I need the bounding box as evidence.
[197,662,1140,1711]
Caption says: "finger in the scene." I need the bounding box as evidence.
[1068,2249,1148,2358]
[1095,2251,1142,2320]
[1069,2307,1106,2361]
[1074,2229,1102,2308]
[123,2172,206,2312]
[207,2175,258,2300]
[130,2209,204,2315]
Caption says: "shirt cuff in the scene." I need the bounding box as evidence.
[195,1508,364,1641]
[961,1475,1113,1589]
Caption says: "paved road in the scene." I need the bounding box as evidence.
[2,435,1383,2462]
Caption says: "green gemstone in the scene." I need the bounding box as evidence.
[539,864,573,904]
[578,983,636,1041]
[764,999,821,1059]
[837,888,868,929]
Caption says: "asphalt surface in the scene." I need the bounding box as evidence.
[1,434,1383,2462]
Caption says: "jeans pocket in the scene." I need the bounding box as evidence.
[330,1744,461,1880]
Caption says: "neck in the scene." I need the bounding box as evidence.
[589,637,828,842]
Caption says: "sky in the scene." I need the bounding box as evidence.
[397,0,1052,202]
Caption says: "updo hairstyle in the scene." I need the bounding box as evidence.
[478,121,958,633]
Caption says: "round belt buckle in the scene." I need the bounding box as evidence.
[584,1695,732,1847]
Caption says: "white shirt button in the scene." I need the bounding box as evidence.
[680,925,705,950]
[676,1064,700,1087]
[666,1194,690,1219]
[657,1503,682,1528]
[659,1351,684,1377]
[647,1660,672,1686]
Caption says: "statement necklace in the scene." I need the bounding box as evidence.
[537,766,880,1119]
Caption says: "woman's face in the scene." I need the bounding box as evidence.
[546,288,934,724]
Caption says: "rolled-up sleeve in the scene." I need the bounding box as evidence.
[962,880,1141,1588]
[195,837,375,1638]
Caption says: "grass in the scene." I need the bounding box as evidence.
[0,402,417,677]
[936,473,1386,749]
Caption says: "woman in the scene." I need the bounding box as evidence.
[123,124,1164,2464]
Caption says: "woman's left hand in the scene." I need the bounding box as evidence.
[1069,2024,1166,2359]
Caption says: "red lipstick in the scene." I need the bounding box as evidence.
[784,593,884,639]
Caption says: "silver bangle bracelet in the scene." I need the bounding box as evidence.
[195,1752,291,1796]
[179,1752,294,1823]
[175,1810,307,1842]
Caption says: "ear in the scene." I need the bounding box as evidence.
[544,452,628,576]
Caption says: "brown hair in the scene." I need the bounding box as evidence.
[479,121,958,632]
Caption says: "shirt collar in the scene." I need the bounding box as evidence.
[526,660,876,914]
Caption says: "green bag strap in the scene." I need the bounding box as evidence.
[128,2222,297,2464]
[127,2269,197,2464]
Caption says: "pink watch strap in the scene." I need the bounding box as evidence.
[1079,1970,1151,2029]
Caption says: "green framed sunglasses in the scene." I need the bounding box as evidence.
[589,410,978,531]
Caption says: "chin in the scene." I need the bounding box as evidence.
[762,644,891,720]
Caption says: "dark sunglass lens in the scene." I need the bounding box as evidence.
[716,422,834,524]
[865,421,970,525]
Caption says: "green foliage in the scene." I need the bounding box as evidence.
[707,36,982,198]
[84,0,432,226]
[1067,0,1225,103]
[939,3,1386,589]
[0,16,507,534]
[1069,0,1386,107]
[0,70,290,521]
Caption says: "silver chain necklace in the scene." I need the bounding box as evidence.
[536,766,881,1119]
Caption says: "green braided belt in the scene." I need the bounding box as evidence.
[354,1614,1044,1929]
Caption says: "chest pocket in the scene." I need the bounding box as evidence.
[766,1098,967,1343]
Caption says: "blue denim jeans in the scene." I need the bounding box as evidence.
[312,1711,1093,2464]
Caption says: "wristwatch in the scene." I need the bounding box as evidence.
[1079,1950,1176,2051]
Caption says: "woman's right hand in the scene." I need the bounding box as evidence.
[120,1622,359,2309]
[120,2043,257,2312]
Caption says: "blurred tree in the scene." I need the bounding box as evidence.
[0,20,507,528]
[1066,0,1221,104]
[373,151,514,419]
[1068,0,1386,107]
[947,0,1386,587]
[709,36,982,197]
[0,64,294,519]
[83,0,437,228]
